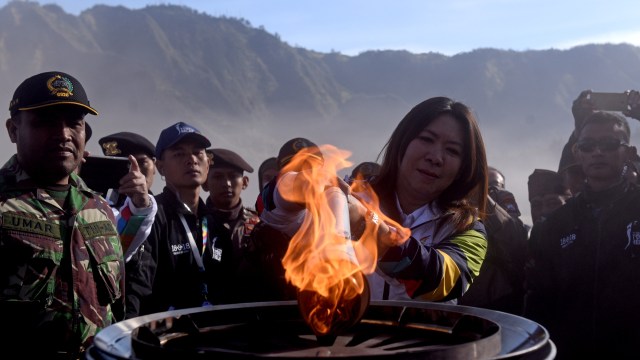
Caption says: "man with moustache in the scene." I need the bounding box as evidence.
[0,71,126,358]
[526,111,640,358]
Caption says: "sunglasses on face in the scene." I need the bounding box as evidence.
[576,138,628,153]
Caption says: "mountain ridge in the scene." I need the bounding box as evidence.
[2,1,640,223]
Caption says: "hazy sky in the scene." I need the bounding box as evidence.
[3,0,640,56]
[2,0,639,224]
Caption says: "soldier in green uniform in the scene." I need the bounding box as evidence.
[0,71,126,358]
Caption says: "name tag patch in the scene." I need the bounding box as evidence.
[3,213,62,239]
[79,220,118,239]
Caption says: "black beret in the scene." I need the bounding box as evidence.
[207,148,254,173]
[99,131,156,159]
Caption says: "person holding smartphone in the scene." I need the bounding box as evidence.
[95,132,159,264]
[99,131,157,198]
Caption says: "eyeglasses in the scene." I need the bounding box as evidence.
[575,138,628,153]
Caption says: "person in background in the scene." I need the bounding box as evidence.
[258,156,278,191]
[350,96,488,302]
[623,89,640,182]
[558,134,586,196]
[99,131,157,197]
[260,137,325,239]
[125,122,213,318]
[525,111,640,358]
[487,166,522,219]
[459,164,528,314]
[96,132,158,260]
[488,165,505,190]
[0,71,124,358]
[202,148,260,304]
[527,169,572,225]
[255,156,278,215]
[244,137,326,301]
[345,161,381,185]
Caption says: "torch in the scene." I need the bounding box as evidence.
[295,186,370,344]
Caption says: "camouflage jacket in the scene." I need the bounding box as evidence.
[0,155,125,357]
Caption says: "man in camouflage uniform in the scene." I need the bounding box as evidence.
[0,71,126,358]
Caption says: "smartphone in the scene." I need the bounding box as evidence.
[589,92,629,112]
[78,156,130,197]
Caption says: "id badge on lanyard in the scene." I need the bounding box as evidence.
[178,213,213,307]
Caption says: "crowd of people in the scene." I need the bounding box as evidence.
[1,70,640,359]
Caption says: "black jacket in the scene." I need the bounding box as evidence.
[205,198,260,304]
[459,195,528,315]
[525,181,640,359]
[125,187,211,317]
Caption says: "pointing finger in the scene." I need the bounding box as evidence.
[129,155,140,173]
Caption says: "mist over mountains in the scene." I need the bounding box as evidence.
[2,1,640,224]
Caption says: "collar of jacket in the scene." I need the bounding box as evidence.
[207,197,244,222]
[161,185,208,217]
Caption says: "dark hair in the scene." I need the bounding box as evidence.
[374,96,488,232]
[258,157,278,190]
[488,165,504,181]
[351,161,381,180]
[576,111,631,142]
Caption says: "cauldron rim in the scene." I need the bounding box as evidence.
[90,300,555,359]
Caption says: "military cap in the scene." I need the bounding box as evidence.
[277,137,323,169]
[99,131,156,159]
[528,169,570,201]
[9,71,98,116]
[155,122,211,159]
[206,148,254,173]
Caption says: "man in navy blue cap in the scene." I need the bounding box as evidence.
[125,121,216,317]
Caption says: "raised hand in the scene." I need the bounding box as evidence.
[571,89,596,131]
[119,155,150,208]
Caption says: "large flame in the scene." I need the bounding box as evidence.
[278,144,409,337]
